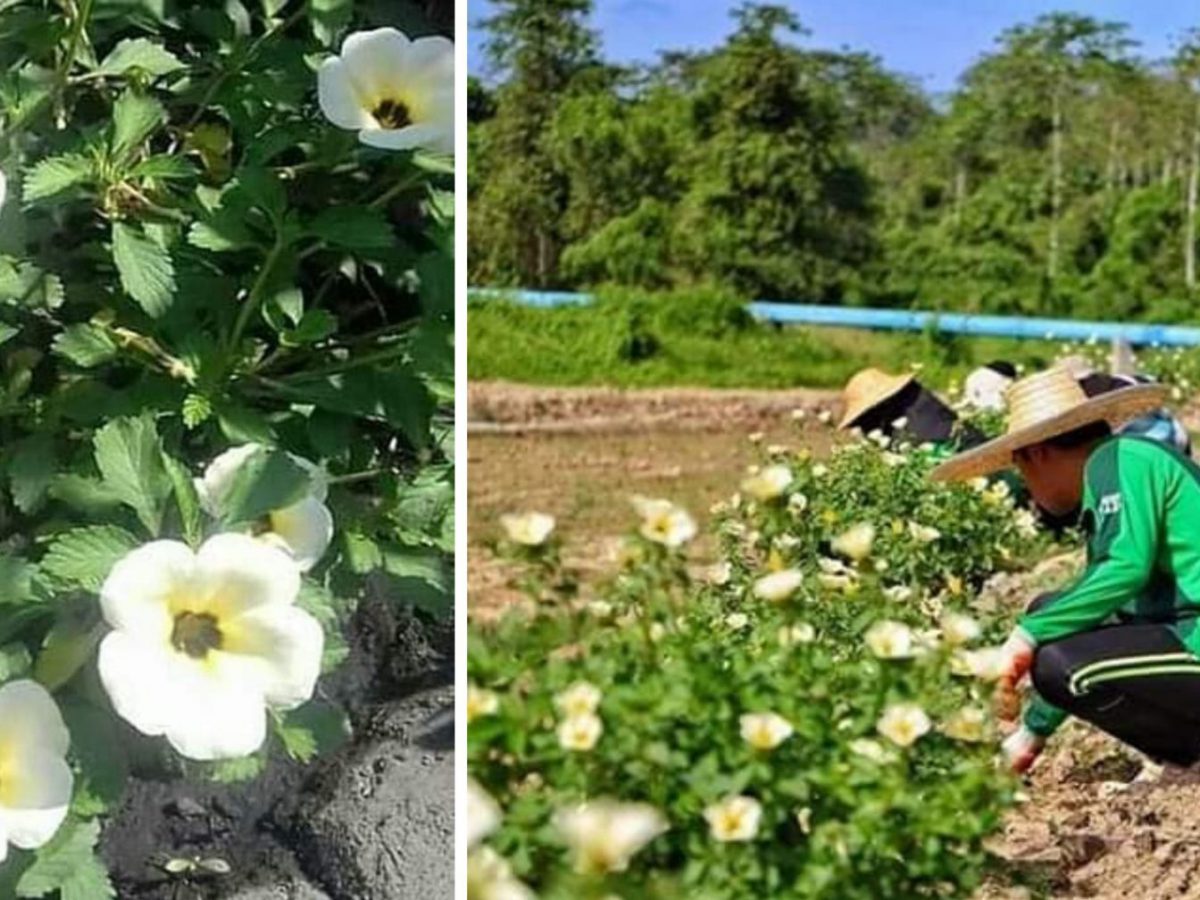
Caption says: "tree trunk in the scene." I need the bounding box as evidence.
[1186,99,1199,291]
[1049,85,1062,281]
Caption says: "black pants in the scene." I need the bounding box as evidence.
[1028,594,1200,766]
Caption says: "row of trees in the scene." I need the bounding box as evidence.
[468,1,1200,322]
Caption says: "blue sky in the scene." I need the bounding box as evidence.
[468,0,1198,94]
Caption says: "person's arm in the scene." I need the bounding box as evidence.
[1016,440,1162,645]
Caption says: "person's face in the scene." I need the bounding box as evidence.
[1013,445,1086,514]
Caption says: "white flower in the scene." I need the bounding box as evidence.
[891,416,908,431]
[747,431,764,444]
[468,847,536,900]
[499,512,555,546]
[865,620,915,659]
[1014,509,1039,538]
[778,622,816,646]
[197,443,333,572]
[941,707,988,743]
[752,569,803,603]
[0,681,73,862]
[555,682,602,718]
[587,600,615,619]
[787,492,809,514]
[955,647,1007,681]
[985,481,1012,505]
[867,428,889,447]
[467,684,500,724]
[555,800,667,874]
[790,408,807,421]
[817,573,856,592]
[876,703,932,748]
[631,496,697,548]
[97,534,323,760]
[817,557,849,575]
[812,463,829,477]
[832,522,875,562]
[318,27,453,153]
[882,451,906,467]
[468,778,502,848]
[704,795,762,842]
[705,560,732,586]
[648,622,667,642]
[724,612,750,630]
[907,521,941,543]
[741,465,793,502]
[969,477,989,493]
[882,585,914,602]
[849,737,895,764]
[941,612,982,646]
[817,410,833,425]
[740,712,794,750]
[557,713,603,751]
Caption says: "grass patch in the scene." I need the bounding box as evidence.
[468,287,1067,389]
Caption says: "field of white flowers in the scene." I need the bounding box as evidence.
[468,411,1057,899]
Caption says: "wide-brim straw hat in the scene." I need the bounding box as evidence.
[930,365,1168,483]
[839,368,914,429]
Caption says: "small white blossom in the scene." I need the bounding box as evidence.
[704,795,762,842]
[740,712,794,751]
[557,713,603,752]
[877,703,932,747]
[865,620,915,659]
[753,569,804,603]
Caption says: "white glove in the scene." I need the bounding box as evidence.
[1001,725,1046,775]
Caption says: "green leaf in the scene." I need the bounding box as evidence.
[206,754,265,783]
[307,206,394,251]
[417,250,453,315]
[297,581,348,672]
[41,526,140,591]
[52,323,117,367]
[310,0,352,46]
[182,393,212,428]
[0,642,32,680]
[48,476,124,515]
[218,447,310,525]
[381,547,451,617]
[162,452,203,546]
[111,91,163,159]
[35,620,102,691]
[299,369,434,450]
[0,323,18,346]
[9,434,56,514]
[61,702,128,817]
[281,309,336,346]
[215,402,275,443]
[16,819,114,900]
[93,416,172,535]
[130,155,195,180]
[0,555,35,604]
[23,155,93,203]
[276,701,351,763]
[98,37,184,77]
[112,222,175,317]
[343,531,382,573]
[263,285,303,330]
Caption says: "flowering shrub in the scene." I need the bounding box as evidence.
[469,435,1046,899]
[0,2,452,893]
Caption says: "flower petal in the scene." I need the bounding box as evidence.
[197,444,263,517]
[97,631,176,739]
[0,749,72,850]
[400,35,454,94]
[318,57,373,130]
[267,495,333,572]
[222,605,324,709]
[360,123,453,154]
[160,654,268,760]
[195,533,301,617]
[0,681,69,758]
[340,27,412,105]
[99,540,194,639]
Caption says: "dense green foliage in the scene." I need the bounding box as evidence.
[0,0,452,893]
[470,1,1200,321]
[469,434,1047,898]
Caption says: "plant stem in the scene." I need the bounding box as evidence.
[227,238,285,352]
[274,341,411,383]
[328,468,386,486]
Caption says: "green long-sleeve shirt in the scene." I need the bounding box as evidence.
[1018,436,1200,737]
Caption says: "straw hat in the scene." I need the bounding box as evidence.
[839,368,914,429]
[930,365,1168,483]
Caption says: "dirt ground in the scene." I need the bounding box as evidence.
[467,379,1200,900]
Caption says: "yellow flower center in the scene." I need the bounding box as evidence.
[171,611,223,659]
[373,97,412,130]
[718,810,745,834]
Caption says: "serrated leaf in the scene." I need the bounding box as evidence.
[215,402,275,443]
[281,309,336,346]
[61,702,128,817]
[111,91,163,159]
[276,701,351,763]
[219,447,310,525]
[41,526,139,591]
[53,323,117,367]
[16,819,114,900]
[98,38,184,77]
[162,452,202,546]
[297,581,348,672]
[343,531,382,573]
[381,547,451,617]
[206,754,265,783]
[48,475,124,514]
[112,221,175,317]
[310,0,352,47]
[23,155,93,203]
[307,206,394,251]
[93,416,171,535]
[9,434,56,513]
[130,155,195,180]
[181,393,212,428]
[0,555,35,604]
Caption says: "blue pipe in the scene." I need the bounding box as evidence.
[468,288,1200,347]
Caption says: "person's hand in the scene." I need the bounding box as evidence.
[993,630,1035,723]
[1001,725,1046,775]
